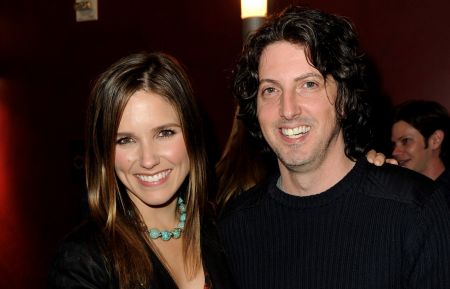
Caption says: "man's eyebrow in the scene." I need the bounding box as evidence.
[259,72,323,84]
[259,78,278,85]
[294,72,323,81]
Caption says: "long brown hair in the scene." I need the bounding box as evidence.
[85,52,207,288]
[215,106,277,210]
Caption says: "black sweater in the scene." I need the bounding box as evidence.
[436,169,450,207]
[218,159,450,289]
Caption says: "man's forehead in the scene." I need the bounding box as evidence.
[258,42,318,78]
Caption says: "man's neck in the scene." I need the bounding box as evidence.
[278,141,356,197]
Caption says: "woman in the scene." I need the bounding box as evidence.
[48,52,234,289]
[215,106,277,209]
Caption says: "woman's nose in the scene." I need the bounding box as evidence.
[139,143,160,169]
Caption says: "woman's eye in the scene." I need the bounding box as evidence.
[158,129,175,138]
[116,137,134,145]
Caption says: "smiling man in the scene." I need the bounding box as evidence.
[218,6,450,289]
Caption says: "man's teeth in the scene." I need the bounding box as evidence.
[137,170,170,182]
[281,126,310,138]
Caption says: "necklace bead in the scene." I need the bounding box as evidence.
[148,197,186,241]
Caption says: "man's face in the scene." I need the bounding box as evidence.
[256,41,341,173]
[391,120,433,174]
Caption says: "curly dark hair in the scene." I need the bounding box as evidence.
[233,6,373,159]
[393,99,450,165]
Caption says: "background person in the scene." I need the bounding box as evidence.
[391,99,450,205]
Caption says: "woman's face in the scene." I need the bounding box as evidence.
[114,90,190,210]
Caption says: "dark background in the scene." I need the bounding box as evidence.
[1,0,449,288]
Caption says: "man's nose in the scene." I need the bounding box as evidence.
[279,90,301,119]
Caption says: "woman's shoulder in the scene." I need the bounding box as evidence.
[54,219,106,258]
[48,219,114,289]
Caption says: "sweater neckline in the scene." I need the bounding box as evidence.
[268,158,367,209]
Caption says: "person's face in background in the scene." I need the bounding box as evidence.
[391,120,433,174]
[256,41,341,173]
[114,90,190,212]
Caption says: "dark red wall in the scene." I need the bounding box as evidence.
[272,0,450,110]
[0,0,449,288]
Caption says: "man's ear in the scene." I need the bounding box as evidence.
[429,129,445,149]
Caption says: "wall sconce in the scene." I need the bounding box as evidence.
[241,0,267,40]
[74,0,98,22]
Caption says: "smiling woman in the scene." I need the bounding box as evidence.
[114,90,190,210]
[48,52,235,289]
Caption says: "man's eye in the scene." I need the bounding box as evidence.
[158,129,175,138]
[304,81,317,88]
[264,87,276,93]
[260,87,277,96]
[116,137,134,145]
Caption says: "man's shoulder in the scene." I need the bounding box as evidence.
[218,176,273,221]
[361,161,437,207]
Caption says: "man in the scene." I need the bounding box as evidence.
[218,6,450,289]
[391,100,450,205]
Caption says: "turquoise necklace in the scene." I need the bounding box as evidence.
[148,197,186,241]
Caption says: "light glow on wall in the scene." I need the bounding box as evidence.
[0,79,28,288]
[0,80,12,213]
[241,0,267,19]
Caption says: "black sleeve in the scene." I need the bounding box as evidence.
[48,225,114,289]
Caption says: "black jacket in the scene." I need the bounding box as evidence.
[48,214,235,289]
